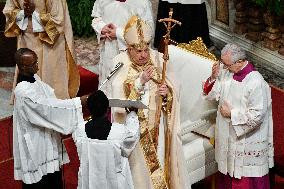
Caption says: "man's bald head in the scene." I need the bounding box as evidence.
[15,48,36,65]
[15,48,38,76]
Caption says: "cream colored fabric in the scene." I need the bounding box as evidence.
[111,49,187,189]
[124,16,153,47]
[91,0,154,96]
[3,0,79,99]
[167,45,217,123]
[167,45,218,187]
[205,68,274,179]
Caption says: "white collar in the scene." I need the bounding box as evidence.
[240,61,249,71]
[33,74,41,81]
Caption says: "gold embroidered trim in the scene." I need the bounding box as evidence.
[124,79,140,101]
[39,13,60,45]
[140,127,168,189]
[124,16,151,50]
[123,59,172,188]
[162,87,173,118]
[4,9,21,37]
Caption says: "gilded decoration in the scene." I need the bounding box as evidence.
[124,16,151,50]
[123,59,171,188]
[177,37,217,61]
[39,13,60,45]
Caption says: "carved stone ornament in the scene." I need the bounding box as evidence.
[262,11,281,51]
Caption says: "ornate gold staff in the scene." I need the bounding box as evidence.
[154,8,181,187]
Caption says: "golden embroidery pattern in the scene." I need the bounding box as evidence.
[123,60,174,188]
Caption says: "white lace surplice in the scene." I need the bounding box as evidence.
[73,112,140,189]
[205,71,274,178]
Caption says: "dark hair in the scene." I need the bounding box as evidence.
[14,48,36,65]
[87,90,109,118]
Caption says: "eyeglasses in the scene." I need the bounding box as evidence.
[218,60,234,70]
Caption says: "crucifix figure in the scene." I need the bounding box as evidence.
[158,8,182,64]
[154,8,181,186]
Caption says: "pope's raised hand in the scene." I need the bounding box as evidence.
[140,65,154,85]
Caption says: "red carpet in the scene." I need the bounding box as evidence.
[271,86,284,165]
[0,117,12,162]
[0,117,80,189]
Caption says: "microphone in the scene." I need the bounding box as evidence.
[99,62,124,90]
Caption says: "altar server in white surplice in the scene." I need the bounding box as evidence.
[13,48,87,189]
[203,44,274,189]
[91,0,154,95]
[72,90,140,189]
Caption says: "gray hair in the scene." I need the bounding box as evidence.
[221,44,246,64]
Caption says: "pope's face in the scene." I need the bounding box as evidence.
[128,47,150,65]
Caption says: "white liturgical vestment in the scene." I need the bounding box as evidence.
[72,112,140,189]
[91,0,154,95]
[13,74,84,184]
[205,69,274,179]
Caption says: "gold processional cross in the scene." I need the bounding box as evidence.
[154,8,181,188]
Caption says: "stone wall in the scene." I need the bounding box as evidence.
[207,0,284,80]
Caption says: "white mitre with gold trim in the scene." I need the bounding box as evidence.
[124,15,153,49]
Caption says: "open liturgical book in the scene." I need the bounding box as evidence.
[109,99,148,109]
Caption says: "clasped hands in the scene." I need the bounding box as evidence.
[140,65,169,97]
[24,0,35,17]
[220,101,231,118]
[101,23,117,41]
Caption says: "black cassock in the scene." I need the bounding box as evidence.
[85,116,112,140]
[154,1,211,48]
[22,170,63,189]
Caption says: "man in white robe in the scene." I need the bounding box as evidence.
[203,44,274,189]
[91,0,154,95]
[111,16,186,189]
[13,48,87,189]
[72,90,140,189]
[3,0,80,100]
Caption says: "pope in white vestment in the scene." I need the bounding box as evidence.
[111,16,186,189]
[91,0,154,95]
